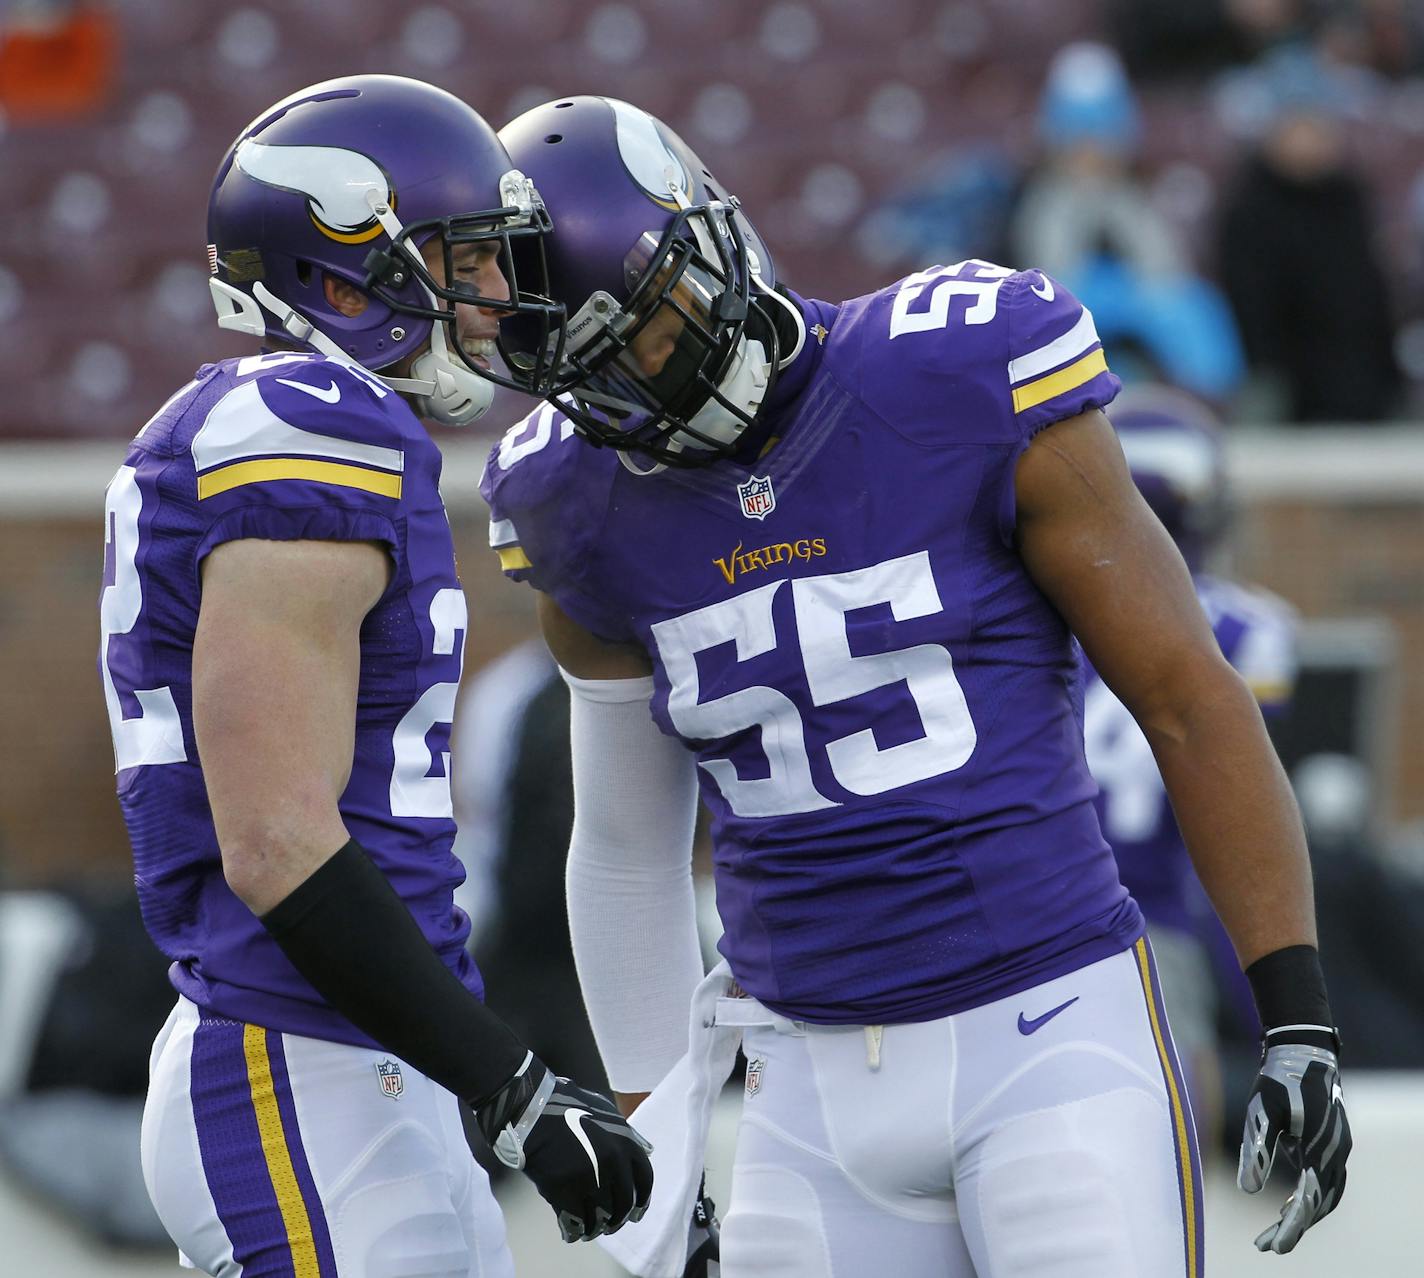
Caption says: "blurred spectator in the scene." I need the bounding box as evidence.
[1216,46,1404,421]
[1292,752,1424,1067]
[0,884,173,1246]
[1111,0,1312,80]
[1318,0,1424,79]
[0,1,115,123]
[1010,43,1245,403]
[857,143,1019,273]
[866,42,1244,403]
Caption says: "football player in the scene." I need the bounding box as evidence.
[1084,387,1298,1147]
[480,98,1351,1276]
[101,76,651,1278]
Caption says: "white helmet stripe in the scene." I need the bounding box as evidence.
[604,98,692,204]
[235,139,391,234]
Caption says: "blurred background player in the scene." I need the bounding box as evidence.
[1083,385,1297,1150]
[102,74,651,1277]
[484,95,1350,1275]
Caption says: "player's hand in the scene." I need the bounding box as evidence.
[474,1053,654,1242]
[1237,1030,1351,1253]
[683,1177,720,1277]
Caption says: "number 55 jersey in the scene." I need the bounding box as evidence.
[483,262,1145,1025]
[100,352,479,1046]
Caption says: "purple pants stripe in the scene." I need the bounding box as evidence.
[190,1011,333,1277]
[1134,936,1206,1278]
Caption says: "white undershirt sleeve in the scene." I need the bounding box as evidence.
[562,669,705,1093]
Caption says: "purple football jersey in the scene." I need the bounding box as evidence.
[100,351,479,1047]
[1084,575,1297,933]
[483,261,1143,1024]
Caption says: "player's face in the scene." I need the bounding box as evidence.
[627,302,686,379]
[419,237,510,370]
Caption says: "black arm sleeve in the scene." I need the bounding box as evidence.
[1245,943,1337,1048]
[261,839,528,1105]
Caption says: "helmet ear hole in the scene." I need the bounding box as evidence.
[295,261,313,288]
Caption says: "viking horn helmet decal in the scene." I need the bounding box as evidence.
[607,99,692,210]
[235,139,395,243]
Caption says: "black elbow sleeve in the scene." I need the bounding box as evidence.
[260,839,527,1105]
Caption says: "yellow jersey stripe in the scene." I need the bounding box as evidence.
[497,546,532,571]
[1249,679,1292,705]
[197,458,402,501]
[1134,938,1200,1278]
[1011,347,1109,414]
[242,1025,325,1278]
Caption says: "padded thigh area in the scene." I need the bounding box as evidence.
[965,1088,1170,1278]
[327,1120,470,1278]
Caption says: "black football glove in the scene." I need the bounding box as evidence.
[1237,1029,1351,1254]
[683,1176,720,1277]
[474,1052,654,1243]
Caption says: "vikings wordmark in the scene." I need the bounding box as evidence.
[713,538,828,585]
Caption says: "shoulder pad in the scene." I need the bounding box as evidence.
[1002,268,1120,431]
[847,260,1119,445]
[481,400,598,586]
[191,353,413,503]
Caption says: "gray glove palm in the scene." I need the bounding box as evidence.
[1238,1038,1351,1253]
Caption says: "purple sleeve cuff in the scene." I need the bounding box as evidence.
[194,505,402,584]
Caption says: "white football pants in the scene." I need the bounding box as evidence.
[720,939,1202,1278]
[140,997,516,1278]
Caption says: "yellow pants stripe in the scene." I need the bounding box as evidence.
[497,545,532,571]
[1011,347,1109,413]
[242,1025,325,1278]
[197,457,402,500]
[1134,937,1200,1278]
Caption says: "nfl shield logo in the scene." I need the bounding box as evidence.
[375,1059,404,1100]
[745,1056,765,1099]
[736,474,775,521]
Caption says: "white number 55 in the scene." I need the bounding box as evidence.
[888,259,1013,339]
[651,551,976,817]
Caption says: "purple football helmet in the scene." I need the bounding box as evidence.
[207,75,563,425]
[498,96,798,467]
[1108,385,1230,571]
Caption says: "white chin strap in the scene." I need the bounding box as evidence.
[380,314,494,428]
[661,215,805,456]
[668,335,770,454]
[664,281,804,459]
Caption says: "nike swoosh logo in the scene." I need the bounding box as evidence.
[1017,995,1079,1035]
[1029,273,1055,302]
[276,377,342,403]
[563,1108,600,1187]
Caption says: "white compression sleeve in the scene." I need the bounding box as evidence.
[562,670,705,1093]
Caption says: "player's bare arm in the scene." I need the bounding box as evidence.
[1013,407,1314,967]
[195,537,389,913]
[1017,406,1350,1253]
[538,590,653,681]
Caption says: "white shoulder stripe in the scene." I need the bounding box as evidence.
[192,381,404,474]
[1007,308,1100,386]
[488,516,519,548]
